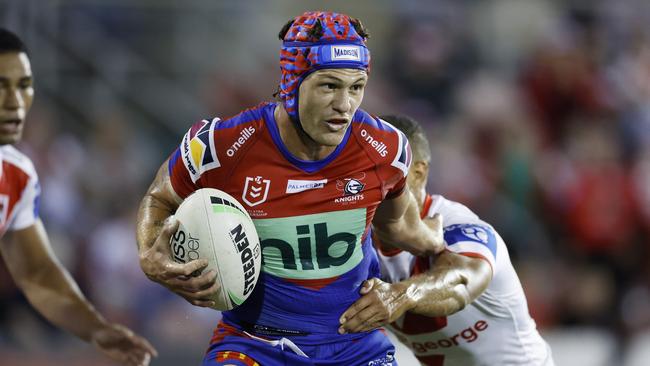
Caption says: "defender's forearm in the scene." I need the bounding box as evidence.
[374,190,441,256]
[20,260,107,341]
[396,252,492,317]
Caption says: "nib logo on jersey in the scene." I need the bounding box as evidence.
[335,172,366,204]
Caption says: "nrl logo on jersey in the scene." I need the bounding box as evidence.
[181,118,221,183]
[242,176,271,207]
[334,172,365,204]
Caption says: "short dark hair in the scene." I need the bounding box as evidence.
[380,114,431,163]
[0,28,29,55]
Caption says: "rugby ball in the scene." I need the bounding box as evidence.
[169,188,261,311]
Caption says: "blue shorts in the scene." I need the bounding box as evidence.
[203,321,396,366]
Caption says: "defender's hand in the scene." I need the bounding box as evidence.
[338,278,413,334]
[422,213,445,256]
[139,218,220,307]
[91,323,157,366]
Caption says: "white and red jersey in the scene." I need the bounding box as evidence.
[0,145,40,237]
[376,195,554,366]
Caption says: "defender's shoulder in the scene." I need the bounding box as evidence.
[0,145,37,180]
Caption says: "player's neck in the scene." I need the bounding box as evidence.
[412,185,426,211]
[274,104,337,161]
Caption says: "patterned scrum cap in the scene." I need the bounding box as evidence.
[279,11,371,122]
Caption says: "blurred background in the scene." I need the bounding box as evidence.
[1,0,649,365]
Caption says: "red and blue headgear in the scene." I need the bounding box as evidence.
[279,11,371,123]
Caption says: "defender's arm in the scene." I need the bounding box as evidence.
[340,251,492,333]
[1,220,157,365]
[372,186,444,257]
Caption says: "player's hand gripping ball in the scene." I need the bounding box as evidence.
[170,188,261,310]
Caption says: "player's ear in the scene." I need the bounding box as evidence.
[411,160,429,184]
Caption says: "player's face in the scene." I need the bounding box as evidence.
[298,68,367,146]
[0,52,33,145]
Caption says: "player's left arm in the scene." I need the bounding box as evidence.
[0,220,157,366]
[372,186,445,257]
[339,251,492,334]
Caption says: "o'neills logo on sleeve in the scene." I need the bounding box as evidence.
[331,45,361,61]
[227,126,256,157]
[360,129,389,157]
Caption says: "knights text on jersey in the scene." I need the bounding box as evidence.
[377,195,554,366]
[0,145,40,238]
[168,102,411,337]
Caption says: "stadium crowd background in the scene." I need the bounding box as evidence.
[1,0,649,365]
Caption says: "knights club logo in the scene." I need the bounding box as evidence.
[336,172,366,196]
[242,176,271,207]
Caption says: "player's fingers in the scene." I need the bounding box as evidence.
[129,334,158,358]
[127,349,151,366]
[165,269,216,291]
[173,286,215,307]
[359,278,376,295]
[140,352,152,366]
[342,306,385,333]
[339,295,375,327]
[184,280,221,299]
[188,298,216,308]
[177,270,217,291]
[173,285,219,306]
[161,258,209,279]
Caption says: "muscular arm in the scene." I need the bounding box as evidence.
[136,159,182,253]
[340,251,492,333]
[397,251,492,317]
[1,220,107,341]
[373,186,444,256]
[136,159,219,308]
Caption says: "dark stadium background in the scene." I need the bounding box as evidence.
[1,0,649,365]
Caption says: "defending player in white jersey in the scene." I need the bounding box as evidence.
[339,114,554,366]
[0,28,156,366]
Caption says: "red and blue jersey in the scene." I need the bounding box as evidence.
[168,102,411,337]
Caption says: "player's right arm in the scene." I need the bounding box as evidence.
[136,159,219,307]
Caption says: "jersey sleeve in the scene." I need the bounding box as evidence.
[8,166,40,231]
[443,223,497,273]
[168,118,221,198]
[387,127,412,199]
